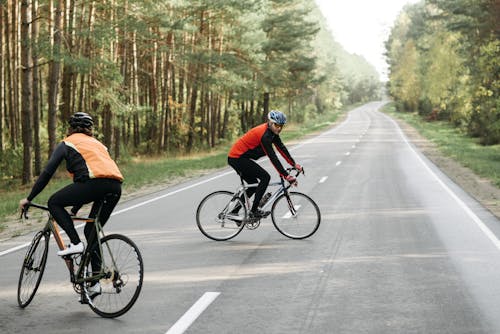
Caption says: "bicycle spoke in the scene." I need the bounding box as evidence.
[196,191,247,241]
[17,231,49,308]
[271,192,321,239]
[87,234,143,318]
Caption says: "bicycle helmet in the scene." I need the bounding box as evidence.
[69,112,94,129]
[268,110,287,125]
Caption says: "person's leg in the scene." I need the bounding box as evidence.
[228,158,270,212]
[248,163,270,212]
[48,183,92,245]
[228,157,258,198]
[83,179,122,275]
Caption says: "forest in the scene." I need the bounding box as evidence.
[0,0,381,185]
[385,0,499,145]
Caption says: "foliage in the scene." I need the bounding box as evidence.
[0,0,381,184]
[383,103,500,188]
[385,0,499,145]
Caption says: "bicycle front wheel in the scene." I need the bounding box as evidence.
[87,234,144,318]
[196,191,247,241]
[17,231,49,308]
[271,192,321,239]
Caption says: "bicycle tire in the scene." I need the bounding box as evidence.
[271,192,321,239]
[17,231,49,308]
[87,234,144,318]
[196,190,247,241]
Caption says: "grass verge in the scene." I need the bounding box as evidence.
[382,102,500,188]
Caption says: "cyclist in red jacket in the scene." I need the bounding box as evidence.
[228,110,302,218]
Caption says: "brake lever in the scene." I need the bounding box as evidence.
[294,167,305,177]
[20,207,29,219]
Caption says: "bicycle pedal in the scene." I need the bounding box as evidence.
[79,294,89,304]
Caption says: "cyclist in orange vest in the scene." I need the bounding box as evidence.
[228,110,302,219]
[19,113,123,298]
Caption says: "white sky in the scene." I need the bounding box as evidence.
[314,0,420,81]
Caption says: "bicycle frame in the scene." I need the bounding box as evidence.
[234,179,288,213]
[233,167,302,213]
[24,203,112,287]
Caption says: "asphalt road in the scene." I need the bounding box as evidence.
[1,101,500,333]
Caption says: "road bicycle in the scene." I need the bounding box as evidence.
[17,194,144,318]
[196,167,321,241]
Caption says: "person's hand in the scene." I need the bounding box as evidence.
[19,198,30,210]
[294,163,303,172]
[285,174,297,186]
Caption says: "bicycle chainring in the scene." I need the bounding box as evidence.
[245,219,260,230]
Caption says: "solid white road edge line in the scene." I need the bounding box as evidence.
[382,111,500,251]
[165,292,220,334]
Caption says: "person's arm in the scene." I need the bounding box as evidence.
[26,143,66,201]
[260,131,288,176]
[273,135,295,166]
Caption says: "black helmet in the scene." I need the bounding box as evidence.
[69,112,93,129]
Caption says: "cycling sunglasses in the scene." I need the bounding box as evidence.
[272,122,284,129]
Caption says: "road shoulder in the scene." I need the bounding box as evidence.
[392,116,500,219]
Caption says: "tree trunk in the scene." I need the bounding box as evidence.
[114,124,120,160]
[32,0,41,175]
[47,0,62,156]
[60,0,75,123]
[11,0,20,147]
[132,30,140,148]
[187,77,198,153]
[263,92,270,120]
[0,4,4,152]
[150,33,159,152]
[103,104,112,149]
[221,92,232,139]
[20,0,33,184]
[4,1,17,148]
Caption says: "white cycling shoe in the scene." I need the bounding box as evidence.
[80,282,102,304]
[88,282,102,298]
[57,242,84,256]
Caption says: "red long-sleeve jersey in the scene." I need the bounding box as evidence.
[228,123,295,176]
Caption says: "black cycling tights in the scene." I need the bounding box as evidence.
[48,178,121,272]
[228,157,270,212]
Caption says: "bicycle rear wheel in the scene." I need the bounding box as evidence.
[87,234,143,318]
[17,231,49,308]
[196,190,247,241]
[271,191,321,239]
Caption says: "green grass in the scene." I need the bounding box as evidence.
[382,102,500,187]
[0,107,345,232]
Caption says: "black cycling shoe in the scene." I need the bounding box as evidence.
[249,209,270,219]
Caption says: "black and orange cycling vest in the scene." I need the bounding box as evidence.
[63,133,123,182]
[27,132,123,202]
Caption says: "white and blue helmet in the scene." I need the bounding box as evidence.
[268,110,287,125]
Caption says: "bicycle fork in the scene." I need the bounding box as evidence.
[286,195,296,215]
